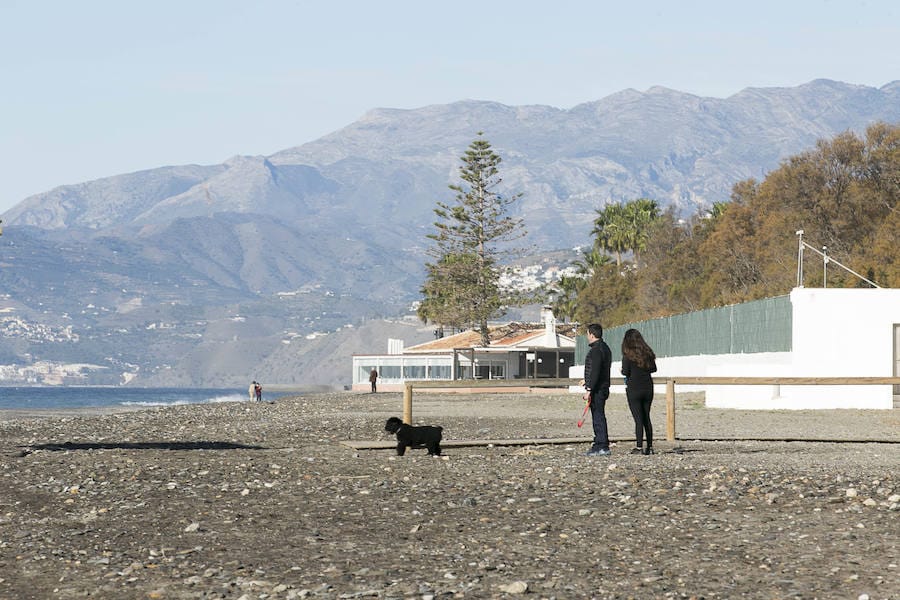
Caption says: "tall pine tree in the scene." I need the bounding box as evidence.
[418,134,526,346]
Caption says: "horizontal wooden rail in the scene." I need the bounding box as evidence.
[402,376,900,445]
[409,377,593,388]
[670,376,900,385]
[408,376,900,387]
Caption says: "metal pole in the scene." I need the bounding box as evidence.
[795,230,804,287]
[801,239,881,288]
[823,246,828,288]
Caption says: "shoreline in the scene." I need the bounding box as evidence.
[0,403,159,420]
[0,385,339,421]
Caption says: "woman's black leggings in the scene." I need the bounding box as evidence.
[626,388,654,448]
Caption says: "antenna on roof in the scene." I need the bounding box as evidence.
[795,230,881,288]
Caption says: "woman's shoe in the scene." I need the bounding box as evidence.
[642,447,654,455]
[629,447,643,455]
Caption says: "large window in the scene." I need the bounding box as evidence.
[428,365,452,379]
[403,365,427,379]
[534,351,574,377]
[474,360,506,379]
[379,365,401,380]
[354,356,475,383]
[357,366,376,383]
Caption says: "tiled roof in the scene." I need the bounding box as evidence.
[405,331,482,352]
[406,322,579,352]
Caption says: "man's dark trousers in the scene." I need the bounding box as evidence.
[590,395,609,450]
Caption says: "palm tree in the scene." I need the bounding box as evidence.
[592,203,630,265]
[572,245,612,278]
[548,275,583,323]
[549,246,613,322]
[593,199,661,267]
[625,198,660,267]
[706,201,729,220]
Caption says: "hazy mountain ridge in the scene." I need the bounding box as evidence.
[8,80,899,246]
[1,80,897,388]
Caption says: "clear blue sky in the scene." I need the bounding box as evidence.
[2,0,898,213]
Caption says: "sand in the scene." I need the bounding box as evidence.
[0,391,897,599]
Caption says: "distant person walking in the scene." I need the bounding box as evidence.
[621,328,658,455]
[369,369,379,393]
[583,323,612,456]
[248,381,257,402]
[255,382,263,402]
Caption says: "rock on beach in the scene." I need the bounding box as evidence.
[0,391,898,599]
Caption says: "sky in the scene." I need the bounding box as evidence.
[1,0,898,214]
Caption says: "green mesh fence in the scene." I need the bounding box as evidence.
[575,335,589,364]
[576,295,792,363]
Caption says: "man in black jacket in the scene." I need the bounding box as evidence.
[583,322,612,456]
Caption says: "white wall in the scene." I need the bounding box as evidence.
[769,287,899,409]
[706,288,900,408]
[570,288,900,409]
[570,353,793,400]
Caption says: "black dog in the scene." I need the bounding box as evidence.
[384,417,443,456]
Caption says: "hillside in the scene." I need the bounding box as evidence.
[0,79,897,387]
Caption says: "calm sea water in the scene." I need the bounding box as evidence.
[0,387,259,410]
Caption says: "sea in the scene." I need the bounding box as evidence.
[0,387,263,411]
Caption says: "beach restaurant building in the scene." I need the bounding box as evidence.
[351,307,577,392]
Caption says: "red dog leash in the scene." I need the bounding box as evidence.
[576,393,591,428]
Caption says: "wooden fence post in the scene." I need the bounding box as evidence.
[403,383,413,424]
[666,378,676,442]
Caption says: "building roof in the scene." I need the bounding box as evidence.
[405,322,578,353]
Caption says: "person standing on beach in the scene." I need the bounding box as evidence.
[249,381,257,402]
[583,322,612,456]
[369,369,379,393]
[621,328,658,455]
[255,382,263,402]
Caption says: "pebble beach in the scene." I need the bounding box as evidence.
[1,391,898,599]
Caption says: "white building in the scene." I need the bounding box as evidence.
[351,307,576,392]
[572,288,900,410]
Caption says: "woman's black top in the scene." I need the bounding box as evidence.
[621,355,657,395]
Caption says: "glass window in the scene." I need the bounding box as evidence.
[403,365,426,379]
[472,362,506,379]
[428,365,451,379]
[358,366,375,382]
[380,365,401,379]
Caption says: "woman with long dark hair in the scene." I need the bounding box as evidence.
[621,328,658,455]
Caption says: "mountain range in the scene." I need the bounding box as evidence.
[1,79,897,388]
